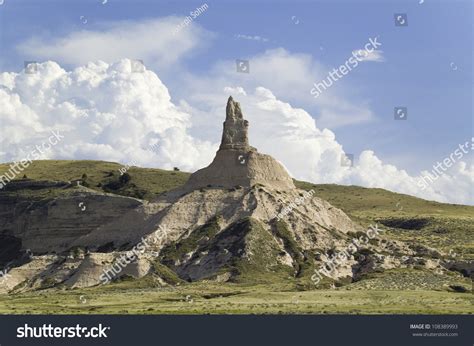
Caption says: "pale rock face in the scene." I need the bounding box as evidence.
[64,253,152,288]
[0,188,145,254]
[185,96,295,191]
[219,96,250,151]
[0,255,57,293]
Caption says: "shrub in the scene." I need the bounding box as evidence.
[119,172,131,184]
[449,285,467,293]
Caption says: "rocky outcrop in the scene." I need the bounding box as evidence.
[219,96,250,151]
[184,96,295,191]
[0,188,147,254]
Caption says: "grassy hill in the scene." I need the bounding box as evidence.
[0,160,189,200]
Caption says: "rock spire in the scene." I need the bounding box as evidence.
[183,96,295,191]
[219,96,250,150]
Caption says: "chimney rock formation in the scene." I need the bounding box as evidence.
[184,96,295,191]
[219,96,250,151]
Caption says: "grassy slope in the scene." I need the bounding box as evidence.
[295,182,473,218]
[295,182,474,259]
[0,160,189,199]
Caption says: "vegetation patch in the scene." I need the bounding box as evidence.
[377,217,431,230]
[160,216,222,266]
[152,262,183,285]
[347,268,472,292]
[273,220,305,277]
[220,218,294,283]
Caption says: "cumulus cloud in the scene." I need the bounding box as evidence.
[0,60,215,171]
[16,17,213,68]
[173,48,376,129]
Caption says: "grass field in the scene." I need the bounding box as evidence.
[0,281,472,315]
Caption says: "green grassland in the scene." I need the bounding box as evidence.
[0,160,472,314]
[0,280,471,315]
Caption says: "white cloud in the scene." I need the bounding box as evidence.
[16,17,214,68]
[0,60,215,171]
[173,48,376,129]
[1,56,471,204]
[352,49,384,62]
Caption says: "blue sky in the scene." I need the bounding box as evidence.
[0,0,472,203]
[1,0,472,173]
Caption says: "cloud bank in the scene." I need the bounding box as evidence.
[0,60,215,171]
[0,60,472,205]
